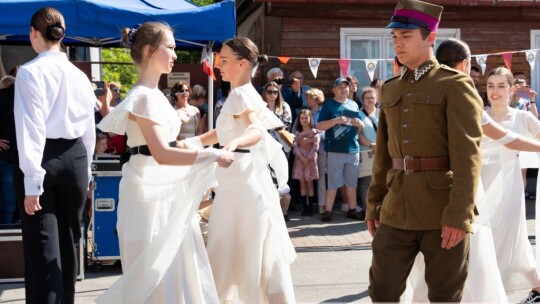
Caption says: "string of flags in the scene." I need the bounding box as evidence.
[200,47,540,82]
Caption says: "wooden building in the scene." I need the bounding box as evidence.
[236,0,540,96]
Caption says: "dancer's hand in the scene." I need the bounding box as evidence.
[367,219,380,238]
[222,140,239,152]
[441,225,466,249]
[216,150,234,168]
[24,195,41,215]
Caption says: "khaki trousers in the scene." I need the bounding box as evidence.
[369,224,469,302]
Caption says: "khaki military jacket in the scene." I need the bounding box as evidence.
[366,58,483,233]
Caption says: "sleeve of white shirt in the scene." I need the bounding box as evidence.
[14,72,47,196]
[82,101,96,186]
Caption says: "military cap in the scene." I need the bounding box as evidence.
[387,0,443,32]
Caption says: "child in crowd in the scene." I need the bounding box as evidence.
[94,133,109,157]
[292,109,320,216]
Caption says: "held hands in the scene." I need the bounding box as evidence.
[216,150,234,168]
[441,225,466,249]
[24,195,41,215]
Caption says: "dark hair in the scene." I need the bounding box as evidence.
[222,37,268,67]
[370,78,383,88]
[435,38,470,69]
[470,66,480,73]
[296,109,314,132]
[171,82,191,102]
[30,7,65,42]
[420,28,431,40]
[346,75,362,105]
[121,22,172,65]
[9,65,20,77]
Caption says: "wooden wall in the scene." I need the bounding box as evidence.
[249,3,540,95]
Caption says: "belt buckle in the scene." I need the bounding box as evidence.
[403,155,414,173]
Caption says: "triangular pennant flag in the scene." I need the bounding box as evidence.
[526,50,537,72]
[200,45,208,63]
[202,59,216,80]
[214,52,220,69]
[502,52,512,71]
[365,59,378,82]
[338,58,351,77]
[474,55,488,75]
[278,56,291,64]
[308,58,321,79]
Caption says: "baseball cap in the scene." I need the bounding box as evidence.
[333,77,350,87]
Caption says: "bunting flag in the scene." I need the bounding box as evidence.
[526,50,537,72]
[338,58,351,77]
[308,58,321,78]
[502,52,513,71]
[278,56,291,64]
[202,59,216,80]
[475,55,488,75]
[213,52,220,69]
[365,59,378,82]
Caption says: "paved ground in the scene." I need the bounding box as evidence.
[0,199,537,303]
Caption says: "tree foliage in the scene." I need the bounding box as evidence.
[101,0,214,92]
[101,48,138,96]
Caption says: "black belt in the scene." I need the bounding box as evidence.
[129,141,177,156]
[219,146,250,153]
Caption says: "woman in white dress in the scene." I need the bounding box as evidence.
[186,37,296,303]
[403,38,540,303]
[96,22,234,303]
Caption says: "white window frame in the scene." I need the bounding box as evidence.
[531,30,540,96]
[340,28,461,83]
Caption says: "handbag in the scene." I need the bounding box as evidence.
[277,129,295,147]
[358,150,375,178]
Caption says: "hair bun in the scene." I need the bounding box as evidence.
[46,22,64,40]
[121,27,138,48]
[258,54,268,66]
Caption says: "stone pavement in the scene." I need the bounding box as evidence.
[0,202,537,303]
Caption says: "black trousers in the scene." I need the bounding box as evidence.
[14,138,88,304]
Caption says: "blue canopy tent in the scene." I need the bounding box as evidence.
[0,0,236,129]
[0,0,236,48]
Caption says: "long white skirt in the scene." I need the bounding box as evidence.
[206,152,296,304]
[96,156,219,304]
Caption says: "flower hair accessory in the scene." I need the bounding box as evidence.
[126,28,138,48]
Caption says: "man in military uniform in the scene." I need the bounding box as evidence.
[365,0,483,302]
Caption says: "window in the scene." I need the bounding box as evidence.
[340,28,461,89]
[531,30,540,101]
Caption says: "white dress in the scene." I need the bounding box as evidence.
[483,109,540,293]
[206,83,297,303]
[401,111,509,303]
[96,86,219,304]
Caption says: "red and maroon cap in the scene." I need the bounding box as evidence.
[387,0,443,32]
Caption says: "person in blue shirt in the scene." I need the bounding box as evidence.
[317,77,365,222]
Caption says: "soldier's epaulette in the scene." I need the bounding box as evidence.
[439,64,460,74]
[383,74,400,84]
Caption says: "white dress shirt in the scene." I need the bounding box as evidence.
[14,50,96,196]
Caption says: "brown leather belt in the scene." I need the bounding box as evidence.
[392,156,448,172]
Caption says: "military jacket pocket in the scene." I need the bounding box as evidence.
[412,93,445,128]
[427,170,453,190]
[381,94,401,131]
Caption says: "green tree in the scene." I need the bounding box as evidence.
[101,48,137,96]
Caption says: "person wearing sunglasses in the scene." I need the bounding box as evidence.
[171,82,201,140]
[262,81,293,154]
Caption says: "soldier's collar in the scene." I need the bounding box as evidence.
[403,59,438,82]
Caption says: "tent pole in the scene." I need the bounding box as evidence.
[208,43,214,131]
